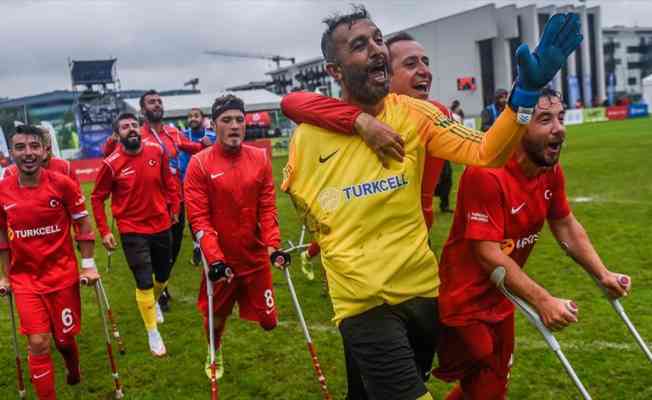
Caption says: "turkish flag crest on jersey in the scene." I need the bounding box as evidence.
[148,159,158,167]
[48,197,62,209]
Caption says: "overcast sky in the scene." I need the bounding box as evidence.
[2,0,651,99]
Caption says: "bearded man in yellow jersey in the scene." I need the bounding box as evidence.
[282,5,581,400]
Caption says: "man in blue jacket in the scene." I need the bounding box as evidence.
[179,107,215,267]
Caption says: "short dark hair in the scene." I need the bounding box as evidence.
[10,124,45,146]
[385,31,415,49]
[321,4,371,63]
[139,89,160,109]
[211,94,245,120]
[535,87,564,111]
[188,107,204,118]
[113,112,139,133]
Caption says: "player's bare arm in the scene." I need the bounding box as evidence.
[0,230,9,292]
[549,213,631,298]
[471,240,578,331]
[75,216,100,285]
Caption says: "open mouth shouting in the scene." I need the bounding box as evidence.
[368,58,389,85]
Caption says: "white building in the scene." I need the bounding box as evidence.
[603,26,652,101]
[267,3,604,114]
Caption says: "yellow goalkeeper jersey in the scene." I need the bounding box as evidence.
[282,93,525,324]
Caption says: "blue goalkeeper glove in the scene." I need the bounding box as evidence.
[511,13,583,110]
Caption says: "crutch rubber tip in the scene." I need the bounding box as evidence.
[115,388,125,399]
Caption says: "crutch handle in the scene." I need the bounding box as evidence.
[270,250,291,268]
[80,277,89,286]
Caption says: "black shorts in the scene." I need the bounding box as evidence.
[121,229,172,289]
[339,297,441,400]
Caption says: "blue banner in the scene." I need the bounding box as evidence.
[607,73,616,106]
[628,103,649,118]
[583,76,593,107]
[568,75,580,108]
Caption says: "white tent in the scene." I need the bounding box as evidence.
[643,74,652,106]
[124,89,282,119]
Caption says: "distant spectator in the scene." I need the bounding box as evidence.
[450,100,465,123]
[481,88,508,131]
[575,99,584,109]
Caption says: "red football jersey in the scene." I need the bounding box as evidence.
[438,157,571,326]
[184,143,281,275]
[91,142,181,237]
[0,170,88,294]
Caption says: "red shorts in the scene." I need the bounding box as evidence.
[198,267,277,330]
[433,313,514,399]
[14,283,82,342]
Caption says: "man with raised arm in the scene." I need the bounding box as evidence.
[282,5,581,399]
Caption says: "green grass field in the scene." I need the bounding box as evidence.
[1,117,651,399]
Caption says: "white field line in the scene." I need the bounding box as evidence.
[278,320,648,351]
[571,196,652,205]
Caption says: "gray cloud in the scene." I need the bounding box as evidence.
[1,0,651,98]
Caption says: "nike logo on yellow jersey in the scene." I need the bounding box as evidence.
[319,149,339,163]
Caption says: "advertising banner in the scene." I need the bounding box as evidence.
[628,103,649,118]
[70,158,103,183]
[606,106,629,120]
[583,107,607,123]
[563,109,584,125]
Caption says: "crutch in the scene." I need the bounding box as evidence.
[0,287,26,398]
[107,219,115,273]
[590,274,652,363]
[559,241,652,364]
[82,278,124,399]
[96,279,125,355]
[490,267,592,400]
[272,251,332,400]
[200,253,219,400]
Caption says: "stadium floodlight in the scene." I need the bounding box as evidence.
[559,241,652,364]
[490,266,592,400]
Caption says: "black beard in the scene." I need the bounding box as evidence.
[341,63,389,106]
[522,137,558,167]
[120,133,141,151]
[145,109,164,123]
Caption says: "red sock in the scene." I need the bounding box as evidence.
[56,338,80,385]
[445,384,464,400]
[204,317,227,350]
[307,241,320,258]
[28,352,57,400]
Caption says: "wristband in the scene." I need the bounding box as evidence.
[509,84,540,112]
[81,258,96,269]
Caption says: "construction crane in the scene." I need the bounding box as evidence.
[204,49,295,69]
[184,77,199,91]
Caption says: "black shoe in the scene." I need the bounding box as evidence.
[158,290,170,312]
[192,247,202,266]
